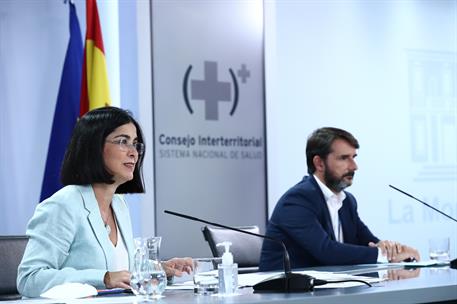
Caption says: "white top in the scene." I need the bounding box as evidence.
[314,175,345,242]
[314,175,387,262]
[111,219,129,271]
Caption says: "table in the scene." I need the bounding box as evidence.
[10,264,457,304]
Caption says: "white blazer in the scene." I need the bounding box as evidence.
[17,185,134,298]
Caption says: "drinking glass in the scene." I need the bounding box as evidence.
[193,258,221,295]
[130,237,167,300]
[429,237,450,261]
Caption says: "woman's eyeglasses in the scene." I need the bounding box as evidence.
[106,138,145,155]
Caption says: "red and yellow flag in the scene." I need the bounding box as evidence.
[80,0,111,116]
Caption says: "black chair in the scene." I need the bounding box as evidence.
[202,225,262,273]
[0,235,28,301]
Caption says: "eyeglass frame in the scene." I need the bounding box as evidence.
[105,139,145,155]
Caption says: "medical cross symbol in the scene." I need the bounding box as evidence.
[183,61,240,120]
[237,64,250,83]
[191,61,231,121]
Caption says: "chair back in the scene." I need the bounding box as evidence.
[202,225,262,272]
[0,235,28,300]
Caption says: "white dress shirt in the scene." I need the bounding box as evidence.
[313,175,387,262]
[314,175,345,242]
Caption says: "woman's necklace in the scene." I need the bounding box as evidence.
[102,208,112,235]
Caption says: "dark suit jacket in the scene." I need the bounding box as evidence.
[259,175,380,271]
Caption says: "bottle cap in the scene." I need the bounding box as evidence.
[216,241,233,265]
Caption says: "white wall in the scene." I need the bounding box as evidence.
[265,0,457,258]
[0,0,81,234]
[0,0,149,235]
[1,0,456,260]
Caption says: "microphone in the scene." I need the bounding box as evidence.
[164,210,323,292]
[389,185,457,269]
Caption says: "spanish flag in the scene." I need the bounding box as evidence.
[80,0,111,115]
[40,2,83,201]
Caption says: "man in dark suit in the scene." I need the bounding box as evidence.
[259,127,420,271]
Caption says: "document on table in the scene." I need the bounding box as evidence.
[167,270,385,290]
[166,282,194,290]
[19,295,138,304]
[237,270,384,289]
[390,260,450,268]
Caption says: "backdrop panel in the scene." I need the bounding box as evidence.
[266,1,457,259]
[151,0,266,258]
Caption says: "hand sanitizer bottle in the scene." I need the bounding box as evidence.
[217,241,238,295]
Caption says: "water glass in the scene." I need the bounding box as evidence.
[130,237,167,300]
[429,237,450,261]
[193,258,221,295]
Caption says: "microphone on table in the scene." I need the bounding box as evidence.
[164,210,321,292]
[389,185,457,269]
[164,210,372,292]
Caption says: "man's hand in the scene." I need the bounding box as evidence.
[384,268,421,280]
[390,245,421,262]
[369,240,402,261]
[162,257,193,277]
[369,241,420,262]
[104,270,131,289]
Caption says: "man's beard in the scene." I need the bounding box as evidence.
[324,167,355,193]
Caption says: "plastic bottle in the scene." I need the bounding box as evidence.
[217,241,238,295]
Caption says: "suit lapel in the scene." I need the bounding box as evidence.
[338,198,353,243]
[79,185,113,270]
[308,176,337,241]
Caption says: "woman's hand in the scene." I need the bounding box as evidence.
[162,257,193,277]
[104,270,131,289]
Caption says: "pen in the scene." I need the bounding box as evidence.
[97,288,133,296]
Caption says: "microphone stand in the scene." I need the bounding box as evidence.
[389,185,457,269]
[389,185,457,222]
[164,210,318,292]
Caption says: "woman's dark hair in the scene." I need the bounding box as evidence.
[61,106,145,193]
[306,127,359,175]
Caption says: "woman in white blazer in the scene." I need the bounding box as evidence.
[17,107,192,298]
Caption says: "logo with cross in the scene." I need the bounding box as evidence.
[183,61,251,120]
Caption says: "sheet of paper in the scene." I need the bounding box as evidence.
[166,282,194,290]
[40,283,97,299]
[237,270,384,289]
[19,295,138,304]
[391,260,450,267]
[168,269,385,291]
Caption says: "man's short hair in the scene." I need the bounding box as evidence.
[306,127,359,174]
